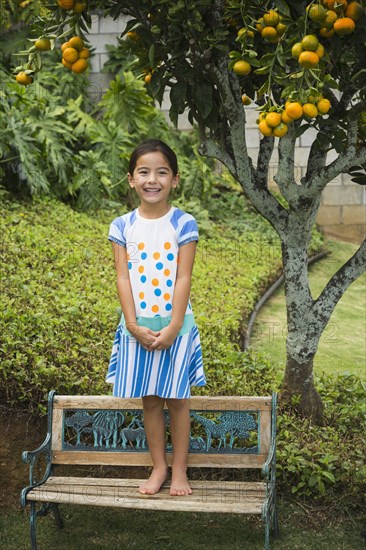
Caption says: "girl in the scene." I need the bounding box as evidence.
[106,139,206,497]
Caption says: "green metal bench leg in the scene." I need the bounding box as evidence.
[30,502,38,550]
[264,516,270,550]
[52,503,64,529]
[273,504,279,538]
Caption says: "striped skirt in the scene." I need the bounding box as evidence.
[106,324,206,399]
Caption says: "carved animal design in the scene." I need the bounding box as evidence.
[188,435,206,451]
[191,412,228,451]
[120,427,147,449]
[219,412,257,448]
[92,411,124,449]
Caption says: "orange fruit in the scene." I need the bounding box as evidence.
[144,73,152,84]
[68,36,84,51]
[127,31,139,41]
[301,34,319,51]
[258,112,267,121]
[63,47,79,63]
[281,110,293,124]
[317,98,331,114]
[78,47,90,59]
[261,26,278,41]
[58,0,74,9]
[265,112,282,128]
[73,1,87,13]
[35,38,51,51]
[61,41,70,52]
[308,4,327,22]
[345,2,364,21]
[334,17,356,34]
[273,123,288,137]
[291,42,303,59]
[315,43,325,58]
[323,10,338,28]
[320,26,336,37]
[233,60,251,75]
[303,103,319,118]
[285,102,303,120]
[263,9,280,26]
[71,58,88,73]
[325,0,348,12]
[15,71,32,85]
[298,51,319,68]
[241,94,252,105]
[256,17,265,32]
[258,120,273,136]
[62,58,72,69]
[276,23,287,36]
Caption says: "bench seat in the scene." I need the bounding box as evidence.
[27,476,266,514]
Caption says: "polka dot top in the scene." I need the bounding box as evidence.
[108,207,199,319]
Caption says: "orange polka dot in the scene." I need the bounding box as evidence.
[164,242,171,250]
[164,269,170,276]
[139,292,145,299]
[152,278,159,286]
[138,242,145,250]
[152,305,159,313]
[153,252,160,260]
[164,293,170,301]
[138,265,144,273]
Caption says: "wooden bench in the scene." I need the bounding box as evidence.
[21,391,279,549]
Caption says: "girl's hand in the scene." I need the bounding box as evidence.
[149,325,180,351]
[131,325,160,351]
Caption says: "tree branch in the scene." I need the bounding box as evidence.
[199,138,237,177]
[275,124,302,207]
[306,120,366,194]
[256,135,275,190]
[311,239,366,332]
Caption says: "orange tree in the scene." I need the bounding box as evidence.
[18,0,366,422]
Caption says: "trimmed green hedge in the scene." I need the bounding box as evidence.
[0,197,283,411]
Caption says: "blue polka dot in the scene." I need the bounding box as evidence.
[154,314,161,317]
[141,252,147,260]
[154,288,162,296]
[156,262,163,270]
[140,301,147,309]
[167,253,174,261]
[128,262,132,270]
[165,304,172,311]
[140,275,147,283]
[167,279,173,287]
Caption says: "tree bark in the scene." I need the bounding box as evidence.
[282,355,324,424]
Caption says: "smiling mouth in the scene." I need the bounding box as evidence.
[143,188,161,194]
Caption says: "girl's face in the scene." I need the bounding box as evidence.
[128,151,179,210]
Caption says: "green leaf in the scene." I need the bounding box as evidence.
[192,81,213,120]
[148,43,155,68]
[321,471,336,483]
[170,81,187,115]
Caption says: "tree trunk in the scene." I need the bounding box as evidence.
[280,223,324,424]
[282,355,324,423]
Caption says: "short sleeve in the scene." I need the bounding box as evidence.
[108,217,126,247]
[178,215,199,247]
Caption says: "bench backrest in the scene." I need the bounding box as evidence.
[49,392,276,469]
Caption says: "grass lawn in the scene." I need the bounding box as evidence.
[0,501,364,549]
[250,240,366,379]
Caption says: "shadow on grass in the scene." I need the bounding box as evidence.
[0,501,364,550]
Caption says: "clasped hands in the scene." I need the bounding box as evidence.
[127,324,179,351]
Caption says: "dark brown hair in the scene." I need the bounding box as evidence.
[128,139,178,176]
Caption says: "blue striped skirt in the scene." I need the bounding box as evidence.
[106,324,206,399]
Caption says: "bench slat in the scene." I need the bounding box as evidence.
[27,478,265,514]
[51,450,267,468]
[53,395,272,411]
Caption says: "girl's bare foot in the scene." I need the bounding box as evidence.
[138,467,168,495]
[170,469,192,496]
